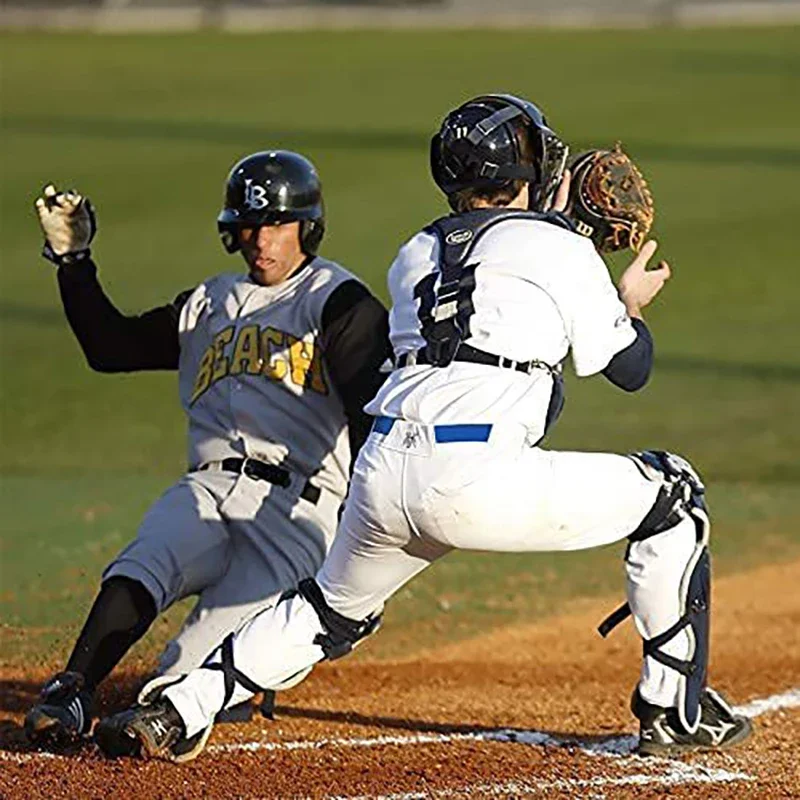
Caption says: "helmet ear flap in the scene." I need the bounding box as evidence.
[218,222,241,254]
[300,218,324,256]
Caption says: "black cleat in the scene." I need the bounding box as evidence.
[24,671,93,747]
[633,686,753,756]
[95,675,211,762]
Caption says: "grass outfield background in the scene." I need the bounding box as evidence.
[1,28,799,667]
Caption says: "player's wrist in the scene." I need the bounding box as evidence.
[620,293,643,320]
[43,243,93,268]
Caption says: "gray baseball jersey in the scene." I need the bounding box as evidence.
[180,258,367,499]
[58,254,390,672]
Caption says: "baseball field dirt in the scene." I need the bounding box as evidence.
[2,558,798,799]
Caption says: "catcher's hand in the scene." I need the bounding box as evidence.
[567,144,654,253]
[35,184,97,265]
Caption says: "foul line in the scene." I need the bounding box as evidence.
[207,686,800,756]
[2,685,797,789]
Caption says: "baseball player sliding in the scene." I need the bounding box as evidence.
[24,151,391,747]
[96,94,753,762]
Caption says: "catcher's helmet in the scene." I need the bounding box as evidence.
[217,150,325,256]
[430,94,569,212]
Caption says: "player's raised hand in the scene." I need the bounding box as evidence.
[617,239,671,318]
[34,184,97,265]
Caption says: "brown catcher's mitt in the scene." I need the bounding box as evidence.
[568,143,654,253]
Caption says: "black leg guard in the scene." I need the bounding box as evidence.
[198,580,382,720]
[643,542,710,732]
[598,449,711,734]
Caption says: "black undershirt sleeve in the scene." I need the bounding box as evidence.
[601,318,654,392]
[319,280,392,471]
[57,259,191,372]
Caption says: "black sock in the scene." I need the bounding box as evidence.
[65,576,158,692]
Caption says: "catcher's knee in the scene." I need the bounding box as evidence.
[628,450,710,733]
[627,450,709,546]
[293,578,382,661]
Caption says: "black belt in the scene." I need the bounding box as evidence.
[198,458,321,505]
[396,342,557,376]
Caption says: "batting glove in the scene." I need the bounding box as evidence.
[35,184,97,266]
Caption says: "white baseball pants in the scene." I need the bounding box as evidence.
[165,420,699,737]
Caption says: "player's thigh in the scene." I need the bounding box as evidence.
[158,511,296,674]
[160,484,344,673]
[103,475,231,612]
[158,587,279,675]
[317,450,450,621]
[531,449,660,549]
[418,447,659,552]
[246,480,341,585]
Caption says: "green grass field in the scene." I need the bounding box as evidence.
[1,28,799,667]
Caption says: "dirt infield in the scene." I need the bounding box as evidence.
[2,559,799,799]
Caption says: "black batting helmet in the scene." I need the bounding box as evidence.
[430,94,569,212]
[217,150,325,256]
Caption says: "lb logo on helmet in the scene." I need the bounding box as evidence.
[244,179,270,211]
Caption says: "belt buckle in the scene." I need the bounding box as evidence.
[499,356,517,370]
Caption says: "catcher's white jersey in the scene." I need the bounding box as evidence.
[367,218,636,443]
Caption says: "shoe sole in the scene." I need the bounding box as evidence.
[24,709,84,747]
[638,717,754,757]
[127,720,212,763]
[166,724,213,764]
[136,673,212,762]
[94,720,142,758]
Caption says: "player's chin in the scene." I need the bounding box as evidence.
[249,255,282,281]
[247,264,274,286]
[248,268,268,285]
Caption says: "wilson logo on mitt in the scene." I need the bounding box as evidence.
[567,143,654,253]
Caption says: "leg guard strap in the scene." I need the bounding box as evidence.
[597,601,632,638]
[644,608,698,678]
[201,633,266,709]
[296,578,382,661]
[628,450,707,542]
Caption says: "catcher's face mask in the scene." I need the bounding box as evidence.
[430,93,569,213]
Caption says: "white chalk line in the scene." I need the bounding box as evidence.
[208,686,800,757]
[332,765,752,800]
[1,684,797,792]
[322,690,800,799]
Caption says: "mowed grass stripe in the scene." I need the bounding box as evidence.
[0,27,798,662]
